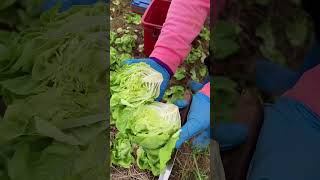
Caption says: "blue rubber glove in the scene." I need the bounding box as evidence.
[212,122,248,151]
[256,41,320,95]
[124,58,171,101]
[43,0,73,11]
[256,60,301,95]
[175,92,211,149]
[247,97,320,180]
[43,0,100,12]
[250,40,320,179]
[72,0,100,5]
[175,80,248,150]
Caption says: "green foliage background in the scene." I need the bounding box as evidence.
[0,2,109,180]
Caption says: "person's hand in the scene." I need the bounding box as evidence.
[256,41,320,95]
[247,96,320,179]
[43,0,100,12]
[43,0,72,11]
[124,58,171,101]
[248,41,320,179]
[175,80,248,150]
[175,89,210,149]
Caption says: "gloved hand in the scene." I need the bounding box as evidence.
[256,41,320,95]
[248,40,320,179]
[175,80,248,150]
[43,0,72,11]
[43,0,100,12]
[124,58,171,101]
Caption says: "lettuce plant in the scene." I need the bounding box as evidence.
[112,102,181,175]
[110,62,163,122]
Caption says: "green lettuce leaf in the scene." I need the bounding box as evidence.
[163,85,185,103]
[116,102,180,175]
[111,132,134,168]
[110,62,162,121]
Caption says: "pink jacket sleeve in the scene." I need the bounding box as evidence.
[150,0,210,73]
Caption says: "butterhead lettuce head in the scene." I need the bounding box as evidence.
[112,102,181,175]
[110,62,163,122]
[128,102,181,149]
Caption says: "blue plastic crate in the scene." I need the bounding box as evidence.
[131,0,151,14]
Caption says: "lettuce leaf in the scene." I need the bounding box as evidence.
[0,3,108,180]
[110,62,162,122]
[136,130,179,175]
[111,132,133,168]
[113,102,180,175]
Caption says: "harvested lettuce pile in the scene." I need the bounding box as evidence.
[0,0,44,30]
[0,3,108,180]
[110,62,181,176]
